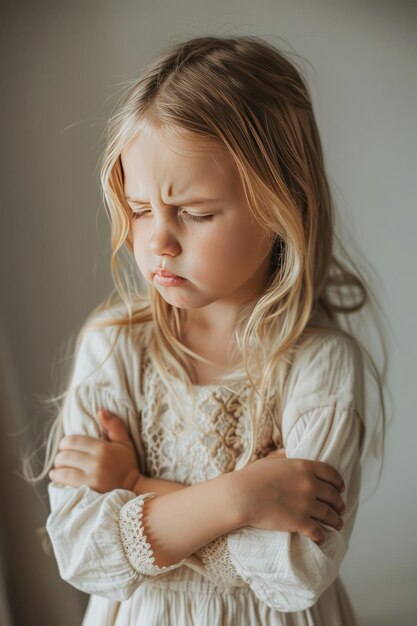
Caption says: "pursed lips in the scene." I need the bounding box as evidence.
[155,268,182,278]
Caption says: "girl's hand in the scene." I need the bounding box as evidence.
[49,409,144,494]
[236,449,346,545]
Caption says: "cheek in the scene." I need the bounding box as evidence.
[131,224,148,267]
[196,224,258,275]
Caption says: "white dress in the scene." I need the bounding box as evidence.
[46,310,365,626]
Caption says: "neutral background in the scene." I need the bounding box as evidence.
[1,1,416,625]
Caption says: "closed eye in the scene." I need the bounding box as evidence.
[185,213,214,223]
[131,209,214,223]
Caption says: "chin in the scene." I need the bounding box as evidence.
[156,288,215,311]
[153,287,192,309]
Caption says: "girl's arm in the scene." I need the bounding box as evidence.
[137,453,344,567]
[51,411,345,568]
[51,409,187,496]
[48,398,344,603]
[46,320,355,607]
[194,333,365,612]
[134,449,287,498]
[132,468,246,567]
[134,474,186,496]
[46,323,256,600]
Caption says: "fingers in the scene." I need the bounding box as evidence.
[59,435,102,453]
[298,496,345,545]
[312,501,344,531]
[49,467,86,488]
[299,519,326,545]
[98,409,131,445]
[312,460,345,493]
[314,479,345,515]
[53,450,91,472]
[59,409,132,451]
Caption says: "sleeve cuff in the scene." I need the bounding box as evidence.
[119,493,187,576]
[199,535,247,588]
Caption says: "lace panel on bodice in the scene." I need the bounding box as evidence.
[140,353,278,484]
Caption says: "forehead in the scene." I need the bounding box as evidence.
[123,121,226,157]
[120,125,238,196]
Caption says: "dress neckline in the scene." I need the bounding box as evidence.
[170,373,247,392]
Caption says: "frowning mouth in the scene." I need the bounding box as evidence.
[153,268,186,286]
[155,268,182,278]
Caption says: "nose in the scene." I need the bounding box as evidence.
[147,217,181,258]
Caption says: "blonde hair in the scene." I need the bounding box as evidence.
[24,35,387,493]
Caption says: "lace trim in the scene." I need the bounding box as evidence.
[199,535,247,588]
[119,493,187,576]
[140,353,280,484]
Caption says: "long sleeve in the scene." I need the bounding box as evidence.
[198,331,365,611]
[46,321,186,601]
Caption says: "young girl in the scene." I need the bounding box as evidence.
[37,35,384,626]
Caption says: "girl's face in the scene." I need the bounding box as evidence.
[121,125,273,324]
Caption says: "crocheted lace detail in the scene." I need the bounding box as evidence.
[119,493,187,576]
[198,535,247,588]
[140,352,279,486]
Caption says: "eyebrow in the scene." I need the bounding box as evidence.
[124,196,220,206]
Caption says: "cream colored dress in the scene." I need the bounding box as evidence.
[46,311,364,626]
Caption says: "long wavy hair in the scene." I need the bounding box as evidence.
[24,35,388,493]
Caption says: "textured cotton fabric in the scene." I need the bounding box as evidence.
[46,309,364,625]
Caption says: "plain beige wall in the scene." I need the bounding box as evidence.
[1,0,416,624]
